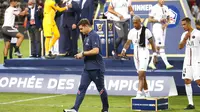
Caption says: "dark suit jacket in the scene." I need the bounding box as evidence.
[79,0,106,24]
[79,0,94,24]
[63,1,81,28]
[26,5,43,29]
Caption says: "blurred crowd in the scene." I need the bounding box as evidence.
[188,0,200,19]
[0,0,104,58]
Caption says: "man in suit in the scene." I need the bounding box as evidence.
[79,0,105,41]
[59,0,81,56]
[26,0,43,58]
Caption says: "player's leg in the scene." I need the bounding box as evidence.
[137,70,145,98]
[143,76,150,97]
[184,79,195,110]
[112,21,124,58]
[2,27,12,61]
[15,32,24,56]
[49,24,60,51]
[9,43,14,59]
[138,50,150,98]
[159,30,173,69]
[3,41,11,62]
[143,51,150,97]
[134,51,144,97]
[121,21,129,60]
[149,40,158,69]
[159,46,173,69]
[43,22,54,58]
[64,70,91,112]
[194,65,200,90]
[3,27,23,56]
[182,66,195,110]
[90,69,109,112]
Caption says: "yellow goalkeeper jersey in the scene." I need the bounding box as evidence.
[43,0,66,24]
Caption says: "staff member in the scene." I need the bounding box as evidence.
[63,18,109,112]
[26,0,43,58]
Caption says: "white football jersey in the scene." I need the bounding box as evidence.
[128,27,152,52]
[149,4,169,31]
[109,0,132,21]
[2,6,20,27]
[180,29,200,66]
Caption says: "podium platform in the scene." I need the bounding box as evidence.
[3,57,183,69]
[131,97,168,111]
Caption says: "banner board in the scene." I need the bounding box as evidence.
[0,74,177,97]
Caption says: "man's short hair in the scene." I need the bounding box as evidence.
[10,0,19,2]
[182,17,191,24]
[78,18,91,26]
[195,19,200,25]
[28,0,36,3]
[132,15,141,22]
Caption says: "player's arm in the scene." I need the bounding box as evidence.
[128,0,134,15]
[75,47,100,59]
[83,48,99,56]
[51,2,68,12]
[121,30,132,55]
[148,37,156,53]
[14,8,28,16]
[146,29,156,53]
[108,1,123,18]
[179,33,190,49]
[122,40,132,51]
[148,16,159,23]
[121,39,132,56]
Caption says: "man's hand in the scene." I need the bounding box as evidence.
[67,4,72,8]
[184,32,191,40]
[25,7,29,12]
[117,14,124,20]
[119,15,124,20]
[162,24,168,30]
[153,55,158,65]
[121,49,126,56]
[74,52,83,59]
[160,18,167,24]
[72,24,76,29]
[38,5,42,9]
[130,11,134,16]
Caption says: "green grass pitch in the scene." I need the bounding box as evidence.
[0,93,200,112]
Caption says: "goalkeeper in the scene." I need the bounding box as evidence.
[43,0,71,58]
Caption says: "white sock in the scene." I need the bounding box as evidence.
[136,91,143,97]
[185,84,194,105]
[144,90,150,97]
[137,90,142,94]
[159,49,170,66]
[150,55,155,65]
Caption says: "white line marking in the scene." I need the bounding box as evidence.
[1,103,130,109]
[0,94,66,105]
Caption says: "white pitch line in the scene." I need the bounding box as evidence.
[0,94,66,105]
[1,103,130,109]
